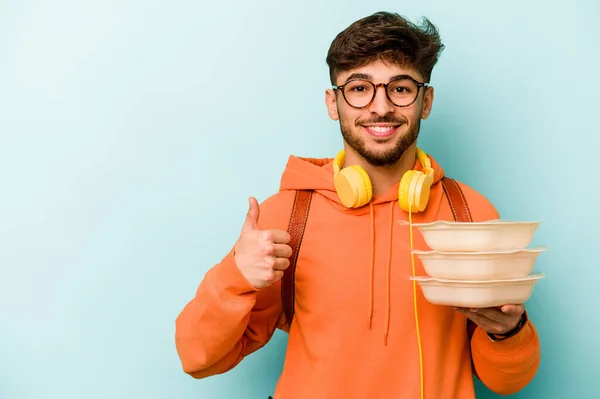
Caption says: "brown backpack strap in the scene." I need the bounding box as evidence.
[281,190,313,328]
[441,176,473,223]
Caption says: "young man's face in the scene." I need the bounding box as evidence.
[325,60,434,167]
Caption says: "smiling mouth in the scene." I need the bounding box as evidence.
[362,124,401,137]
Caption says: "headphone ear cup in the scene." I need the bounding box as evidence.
[398,170,433,212]
[398,170,416,212]
[334,165,372,208]
[413,173,432,212]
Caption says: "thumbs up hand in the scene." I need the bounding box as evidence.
[234,197,293,289]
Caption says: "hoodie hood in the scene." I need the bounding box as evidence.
[278,151,447,345]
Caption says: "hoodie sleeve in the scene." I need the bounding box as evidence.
[470,315,541,395]
[174,191,295,379]
[458,182,542,395]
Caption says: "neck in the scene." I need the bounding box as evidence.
[344,143,418,197]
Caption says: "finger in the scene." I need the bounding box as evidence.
[455,307,520,335]
[455,308,500,332]
[469,308,516,325]
[242,197,260,232]
[272,243,293,258]
[457,309,496,329]
[261,229,291,244]
[273,257,290,271]
[272,270,284,281]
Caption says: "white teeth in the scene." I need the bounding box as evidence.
[369,126,394,133]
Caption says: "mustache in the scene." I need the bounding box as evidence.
[355,116,407,126]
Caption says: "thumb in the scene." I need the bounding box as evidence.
[242,196,260,232]
[500,304,524,317]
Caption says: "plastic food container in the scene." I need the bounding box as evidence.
[400,219,540,252]
[411,246,546,280]
[409,274,545,308]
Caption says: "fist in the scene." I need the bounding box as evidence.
[233,197,293,289]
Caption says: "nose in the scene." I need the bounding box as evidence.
[368,85,395,116]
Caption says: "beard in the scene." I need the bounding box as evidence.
[339,113,421,167]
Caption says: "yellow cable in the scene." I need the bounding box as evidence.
[409,203,424,399]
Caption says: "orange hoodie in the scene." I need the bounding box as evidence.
[175,153,541,399]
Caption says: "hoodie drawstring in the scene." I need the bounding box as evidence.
[368,201,375,328]
[384,201,394,346]
[367,200,396,346]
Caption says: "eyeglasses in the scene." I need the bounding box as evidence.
[333,76,428,109]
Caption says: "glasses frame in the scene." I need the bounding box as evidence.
[333,76,429,109]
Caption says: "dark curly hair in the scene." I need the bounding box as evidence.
[326,11,445,85]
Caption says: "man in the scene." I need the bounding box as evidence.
[175,11,540,398]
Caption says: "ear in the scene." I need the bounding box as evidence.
[421,86,434,120]
[325,89,339,120]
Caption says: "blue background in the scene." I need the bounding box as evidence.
[1,0,598,398]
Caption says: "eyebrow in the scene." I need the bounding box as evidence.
[343,73,418,84]
[389,74,415,81]
[344,73,371,82]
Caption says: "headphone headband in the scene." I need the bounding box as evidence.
[416,148,434,179]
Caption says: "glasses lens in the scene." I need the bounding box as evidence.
[343,80,374,108]
[387,78,420,106]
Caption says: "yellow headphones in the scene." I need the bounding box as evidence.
[332,147,435,212]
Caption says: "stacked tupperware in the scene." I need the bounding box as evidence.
[405,219,546,308]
